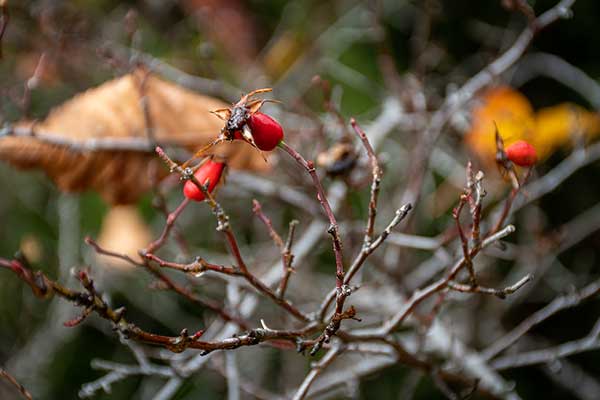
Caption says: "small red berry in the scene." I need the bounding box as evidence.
[505,140,537,167]
[183,160,226,201]
[247,112,284,151]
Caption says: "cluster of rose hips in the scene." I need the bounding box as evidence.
[183,88,539,203]
[183,89,284,202]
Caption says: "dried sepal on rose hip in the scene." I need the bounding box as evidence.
[505,140,537,167]
[182,88,283,167]
[182,159,226,201]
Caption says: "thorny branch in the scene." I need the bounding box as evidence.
[278,141,345,289]
[278,140,354,351]
[380,223,521,335]
[0,256,315,353]
[85,237,248,328]
[308,120,413,354]
[154,146,310,322]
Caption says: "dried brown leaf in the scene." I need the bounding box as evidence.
[0,69,267,204]
[96,205,153,270]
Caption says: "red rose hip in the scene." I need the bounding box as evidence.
[247,112,284,151]
[183,160,226,201]
[505,140,537,167]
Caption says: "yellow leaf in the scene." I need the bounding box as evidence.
[533,103,600,159]
[465,86,600,164]
[465,86,535,163]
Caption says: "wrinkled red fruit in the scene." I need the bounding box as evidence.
[183,160,226,201]
[505,140,537,167]
[247,112,284,151]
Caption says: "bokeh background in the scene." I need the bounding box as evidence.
[1,0,600,399]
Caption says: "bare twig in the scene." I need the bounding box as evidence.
[317,204,412,322]
[482,278,600,360]
[86,237,247,328]
[252,199,284,248]
[512,52,600,109]
[0,367,33,400]
[155,147,310,322]
[380,224,516,334]
[1,256,319,354]
[492,318,600,370]
[79,360,173,398]
[135,67,158,147]
[350,118,382,246]
[278,141,345,289]
[142,197,190,255]
[291,345,344,400]
[0,125,164,152]
[453,193,475,285]
[309,119,412,351]
[447,274,533,299]
[278,220,299,299]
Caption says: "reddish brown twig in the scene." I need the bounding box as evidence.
[453,194,475,286]
[252,199,298,299]
[252,199,285,248]
[1,256,316,354]
[142,197,190,255]
[381,224,519,334]
[316,204,412,322]
[86,237,248,328]
[452,163,488,288]
[350,118,382,246]
[146,253,240,275]
[278,141,345,289]
[486,167,532,239]
[278,220,299,299]
[149,187,189,255]
[155,147,310,322]
[0,367,32,400]
[316,119,411,323]
[278,140,349,351]
[447,274,532,299]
